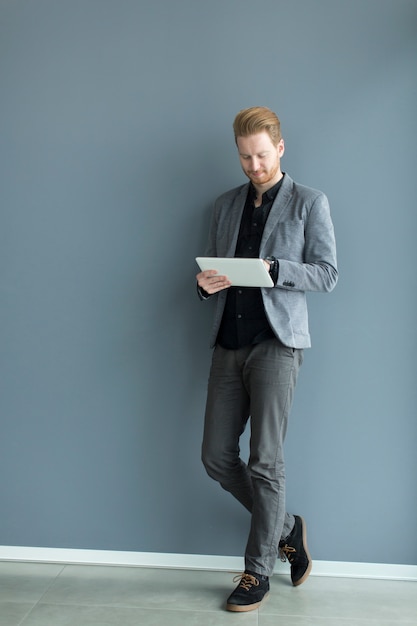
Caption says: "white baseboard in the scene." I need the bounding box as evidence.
[0,546,416,582]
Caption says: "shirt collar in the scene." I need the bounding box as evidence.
[249,174,284,203]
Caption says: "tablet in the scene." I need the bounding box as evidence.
[196,257,274,288]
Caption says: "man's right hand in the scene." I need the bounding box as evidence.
[196,270,232,295]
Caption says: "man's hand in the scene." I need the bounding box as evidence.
[197,269,232,295]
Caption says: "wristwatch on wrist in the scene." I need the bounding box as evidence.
[265,256,277,273]
[265,256,279,285]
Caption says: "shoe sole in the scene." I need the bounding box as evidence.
[292,516,312,587]
[226,592,269,612]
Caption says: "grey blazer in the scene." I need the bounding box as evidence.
[204,173,338,349]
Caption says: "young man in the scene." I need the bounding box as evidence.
[196,107,338,612]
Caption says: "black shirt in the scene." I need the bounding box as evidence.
[216,178,283,349]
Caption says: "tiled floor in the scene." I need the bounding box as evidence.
[0,561,416,625]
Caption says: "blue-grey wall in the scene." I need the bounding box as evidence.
[1,0,416,565]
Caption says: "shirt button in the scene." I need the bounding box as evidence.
[237,314,242,319]
[253,222,257,227]
[238,290,242,294]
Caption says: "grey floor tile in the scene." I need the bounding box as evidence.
[0,562,64,603]
[41,565,242,612]
[0,602,34,626]
[259,618,417,626]
[21,603,258,625]
[261,575,417,622]
[1,563,416,625]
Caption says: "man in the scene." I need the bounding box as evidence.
[196,106,338,612]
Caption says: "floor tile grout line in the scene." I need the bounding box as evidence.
[259,614,417,624]
[267,615,415,623]
[17,563,67,626]
[16,602,39,626]
[33,600,233,614]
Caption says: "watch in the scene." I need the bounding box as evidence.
[265,256,279,285]
[265,256,276,272]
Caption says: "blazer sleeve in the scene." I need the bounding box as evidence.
[276,192,338,293]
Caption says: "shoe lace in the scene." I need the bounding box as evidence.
[279,543,296,564]
[233,573,260,591]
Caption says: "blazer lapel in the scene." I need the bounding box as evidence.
[260,173,293,251]
[224,184,249,257]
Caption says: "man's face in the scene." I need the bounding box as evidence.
[236,132,285,188]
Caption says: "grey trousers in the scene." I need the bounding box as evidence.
[201,338,303,576]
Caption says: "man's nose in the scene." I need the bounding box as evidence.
[251,158,259,171]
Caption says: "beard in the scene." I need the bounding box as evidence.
[244,159,280,186]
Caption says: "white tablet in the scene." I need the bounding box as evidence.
[196,257,274,288]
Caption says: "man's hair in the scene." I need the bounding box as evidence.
[233,106,282,146]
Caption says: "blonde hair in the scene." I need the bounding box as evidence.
[233,106,282,146]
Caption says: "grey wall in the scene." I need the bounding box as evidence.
[1,0,416,565]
